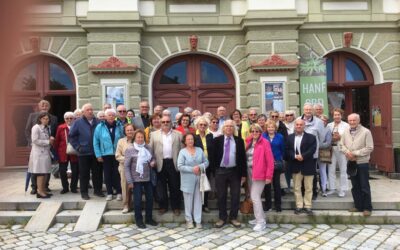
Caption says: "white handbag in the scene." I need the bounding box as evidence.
[199,167,211,192]
[65,130,77,155]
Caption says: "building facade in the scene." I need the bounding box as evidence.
[1,0,399,171]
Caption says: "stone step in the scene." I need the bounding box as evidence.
[25,201,62,232]
[0,202,39,211]
[55,210,81,224]
[0,211,35,224]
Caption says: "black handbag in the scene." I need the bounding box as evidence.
[346,160,358,176]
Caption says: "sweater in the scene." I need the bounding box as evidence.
[339,125,374,164]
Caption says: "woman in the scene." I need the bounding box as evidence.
[54,112,79,194]
[208,116,221,138]
[175,114,195,135]
[256,114,267,132]
[96,111,105,121]
[242,113,249,123]
[284,110,296,135]
[231,109,250,141]
[28,112,55,199]
[116,124,136,213]
[144,114,161,144]
[127,109,135,120]
[246,124,274,231]
[177,133,209,229]
[318,115,333,197]
[73,109,82,119]
[93,108,124,201]
[262,120,285,212]
[124,130,158,229]
[327,108,350,197]
[193,116,213,213]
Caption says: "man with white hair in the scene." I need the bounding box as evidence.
[183,107,193,115]
[217,106,227,130]
[132,100,150,129]
[69,103,104,200]
[162,109,171,117]
[313,103,324,118]
[153,105,164,116]
[340,113,374,217]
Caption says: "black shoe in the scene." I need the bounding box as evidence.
[294,208,302,215]
[137,222,146,229]
[276,207,282,213]
[202,207,210,213]
[94,191,105,197]
[71,189,78,193]
[30,190,37,195]
[312,194,317,200]
[281,189,286,196]
[146,219,158,226]
[46,187,52,192]
[81,194,90,200]
[37,193,51,199]
[304,208,314,216]
[60,189,69,194]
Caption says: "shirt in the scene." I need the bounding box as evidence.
[162,129,173,159]
[199,134,208,158]
[294,133,303,156]
[220,135,236,167]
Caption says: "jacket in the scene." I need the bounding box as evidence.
[262,132,285,161]
[54,123,78,163]
[132,115,150,130]
[25,112,58,145]
[245,136,274,181]
[115,137,134,171]
[175,125,195,135]
[340,125,374,164]
[124,144,155,183]
[300,115,325,158]
[28,124,52,174]
[69,116,98,156]
[194,133,214,175]
[149,129,183,172]
[285,132,317,176]
[93,120,124,158]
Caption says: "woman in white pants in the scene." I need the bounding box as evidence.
[318,115,332,196]
[327,108,350,197]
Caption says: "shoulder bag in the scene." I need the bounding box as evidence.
[65,129,78,155]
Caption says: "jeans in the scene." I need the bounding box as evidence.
[102,155,121,195]
[215,167,241,221]
[132,181,153,223]
[78,155,103,195]
[59,161,79,191]
[350,163,372,211]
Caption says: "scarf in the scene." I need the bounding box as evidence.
[134,142,152,178]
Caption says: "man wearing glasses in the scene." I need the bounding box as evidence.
[248,108,258,125]
[149,115,183,216]
[116,104,131,125]
[132,100,150,129]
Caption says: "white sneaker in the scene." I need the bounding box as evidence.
[186,221,194,229]
[249,219,257,225]
[196,223,202,229]
[106,194,113,201]
[338,191,346,197]
[116,194,122,201]
[253,222,267,232]
[322,192,327,197]
[122,206,129,214]
[326,190,335,196]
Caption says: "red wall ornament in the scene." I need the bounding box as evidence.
[251,54,299,72]
[189,35,198,51]
[343,32,353,48]
[89,56,138,74]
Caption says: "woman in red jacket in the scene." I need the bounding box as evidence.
[54,112,79,194]
[245,123,274,232]
[175,114,195,135]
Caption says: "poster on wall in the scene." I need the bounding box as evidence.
[105,86,125,108]
[299,50,328,116]
[264,82,284,112]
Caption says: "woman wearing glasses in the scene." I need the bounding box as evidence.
[175,114,195,135]
[208,116,221,138]
[230,109,250,141]
[246,124,274,231]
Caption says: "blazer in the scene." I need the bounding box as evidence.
[149,129,183,172]
[194,133,214,174]
[25,112,58,145]
[54,123,78,163]
[132,115,150,130]
[211,135,247,178]
[285,132,317,176]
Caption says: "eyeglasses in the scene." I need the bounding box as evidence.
[271,115,279,118]
[182,119,189,122]
[251,130,260,133]
[199,124,207,127]
[118,110,127,113]
[140,106,149,109]
[65,118,74,120]
[285,114,294,117]
[161,121,171,124]
[249,114,257,116]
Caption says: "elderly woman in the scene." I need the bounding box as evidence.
[94,108,124,201]
[284,110,296,135]
[54,112,79,194]
[231,109,250,141]
[175,114,195,135]
[208,115,221,138]
[246,124,274,231]
[144,114,161,144]
[178,133,209,229]
[96,111,105,121]
[116,124,136,213]
[73,109,82,119]
[124,130,158,229]
[29,112,55,199]
[256,114,267,132]
[318,115,333,197]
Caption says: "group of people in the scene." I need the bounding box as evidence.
[25,99,374,231]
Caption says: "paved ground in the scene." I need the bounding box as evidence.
[0,223,399,250]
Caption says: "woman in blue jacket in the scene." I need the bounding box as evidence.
[93,109,124,201]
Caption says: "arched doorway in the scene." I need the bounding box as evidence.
[153,54,236,113]
[6,55,76,166]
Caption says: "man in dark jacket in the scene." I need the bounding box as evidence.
[69,103,104,200]
[286,119,317,215]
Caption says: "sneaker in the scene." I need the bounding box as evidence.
[116,194,122,201]
[186,221,194,229]
[322,192,327,197]
[196,223,202,229]
[122,206,129,214]
[106,195,113,201]
[248,219,257,225]
[253,222,267,231]
[338,191,345,197]
[326,190,335,196]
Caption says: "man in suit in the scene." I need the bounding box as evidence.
[286,119,317,215]
[149,115,183,215]
[132,100,150,129]
[25,99,58,195]
[212,119,247,228]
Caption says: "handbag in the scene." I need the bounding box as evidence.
[199,167,211,192]
[347,160,358,177]
[319,147,332,164]
[240,198,253,214]
[65,129,77,155]
[150,167,157,187]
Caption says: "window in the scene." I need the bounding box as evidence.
[345,59,366,81]
[160,61,187,84]
[49,63,74,90]
[13,63,37,91]
[200,61,228,84]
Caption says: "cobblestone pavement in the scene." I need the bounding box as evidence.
[0,223,399,250]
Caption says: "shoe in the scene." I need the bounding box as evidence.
[338,191,345,197]
[281,189,286,197]
[322,192,327,197]
[202,207,210,213]
[36,193,51,199]
[122,207,129,214]
[230,219,241,228]
[30,190,37,195]
[106,195,113,201]
[186,221,194,229]
[81,194,90,200]
[348,207,360,212]
[173,209,180,216]
[46,187,52,192]
[158,209,167,215]
[214,220,225,228]
[294,208,302,215]
[326,190,335,196]
[363,210,371,217]
[71,189,78,193]
[60,189,69,194]
[312,193,317,200]
[94,191,105,197]
[116,194,122,201]
[196,223,202,229]
[304,208,314,216]
[136,222,146,229]
[276,207,282,213]
[249,219,257,225]
[146,219,158,226]
[253,222,267,232]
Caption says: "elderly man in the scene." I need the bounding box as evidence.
[248,108,258,125]
[286,119,317,215]
[149,115,183,215]
[116,104,130,125]
[103,103,112,111]
[340,113,374,216]
[212,120,247,228]
[313,103,324,118]
[154,105,164,116]
[216,106,227,130]
[69,103,104,200]
[132,100,150,129]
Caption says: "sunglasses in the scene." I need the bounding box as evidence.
[161,121,171,124]
[286,114,294,117]
[118,110,127,113]
[251,130,260,133]
[271,115,279,118]
[249,114,257,116]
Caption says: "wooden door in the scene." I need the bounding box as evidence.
[369,83,393,172]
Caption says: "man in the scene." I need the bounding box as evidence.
[301,103,325,200]
[103,103,112,111]
[132,100,150,129]
[216,106,227,130]
[25,99,58,194]
[162,109,171,118]
[183,107,193,116]
[313,103,324,118]
[212,120,247,228]
[153,105,164,116]
[248,108,258,125]
[69,103,104,200]
[149,115,183,215]
[340,113,374,216]
[285,119,317,215]
[116,104,131,125]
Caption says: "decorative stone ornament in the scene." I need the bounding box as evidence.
[29,37,40,53]
[251,54,299,72]
[89,56,138,74]
[343,32,353,48]
[189,35,198,51]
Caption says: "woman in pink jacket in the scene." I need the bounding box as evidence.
[245,123,274,231]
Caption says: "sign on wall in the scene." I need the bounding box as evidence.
[264,81,284,113]
[299,50,328,116]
